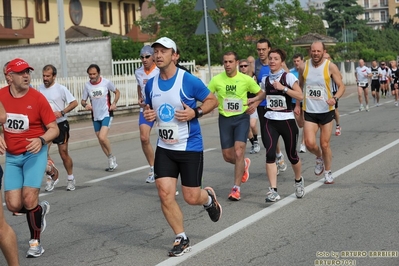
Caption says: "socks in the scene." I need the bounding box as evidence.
[27,205,42,241]
[67,174,74,181]
[176,232,187,240]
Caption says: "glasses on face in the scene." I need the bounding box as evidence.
[10,69,31,75]
[140,55,151,59]
[239,65,248,68]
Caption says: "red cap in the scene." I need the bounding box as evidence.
[6,58,34,74]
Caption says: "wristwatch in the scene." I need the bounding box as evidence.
[61,110,65,116]
[283,87,288,94]
[333,96,339,102]
[39,137,46,146]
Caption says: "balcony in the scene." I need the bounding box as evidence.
[0,16,34,40]
[364,3,388,10]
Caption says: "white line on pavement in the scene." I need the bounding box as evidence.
[155,139,399,266]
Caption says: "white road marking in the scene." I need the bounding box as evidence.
[155,139,399,266]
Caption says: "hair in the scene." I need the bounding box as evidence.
[42,64,57,76]
[223,51,239,61]
[268,48,287,62]
[87,64,101,74]
[293,53,303,60]
[257,38,272,48]
[311,41,326,51]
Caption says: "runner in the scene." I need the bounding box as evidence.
[370,60,381,106]
[389,60,399,106]
[355,59,372,112]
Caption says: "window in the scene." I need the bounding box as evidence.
[380,0,387,6]
[365,12,370,20]
[123,3,137,34]
[380,11,387,22]
[100,2,112,26]
[396,7,399,14]
[36,0,50,23]
[364,0,369,8]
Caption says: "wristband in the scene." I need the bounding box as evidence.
[61,110,65,116]
[39,137,46,146]
[194,107,203,118]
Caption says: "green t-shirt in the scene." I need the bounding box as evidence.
[208,71,260,117]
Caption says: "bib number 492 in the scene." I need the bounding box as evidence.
[159,128,174,140]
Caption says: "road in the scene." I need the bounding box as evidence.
[1,85,399,266]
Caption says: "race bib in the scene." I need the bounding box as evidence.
[372,73,378,80]
[223,98,243,112]
[90,88,104,99]
[158,123,179,144]
[305,86,324,101]
[358,82,367,87]
[266,95,287,111]
[4,113,29,133]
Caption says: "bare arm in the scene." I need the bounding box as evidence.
[109,89,120,111]
[0,101,6,124]
[330,63,345,99]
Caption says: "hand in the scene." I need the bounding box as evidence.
[273,80,283,91]
[109,103,117,111]
[175,102,194,122]
[143,104,156,122]
[326,98,336,106]
[85,104,92,111]
[25,137,43,154]
[54,111,63,118]
[138,98,146,108]
[0,136,7,155]
[294,105,300,116]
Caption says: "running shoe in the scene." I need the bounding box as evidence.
[241,158,251,183]
[249,145,255,154]
[45,177,59,192]
[66,179,76,191]
[335,126,341,136]
[204,187,222,222]
[12,212,23,216]
[324,171,334,184]
[314,157,324,176]
[40,200,50,233]
[26,239,44,258]
[228,187,241,201]
[146,170,155,183]
[395,102,398,107]
[46,159,59,184]
[175,190,179,196]
[253,141,261,153]
[105,156,118,172]
[276,154,287,172]
[365,105,369,112]
[299,143,307,153]
[359,104,364,111]
[294,177,305,198]
[265,188,281,202]
[376,103,380,107]
[168,237,191,257]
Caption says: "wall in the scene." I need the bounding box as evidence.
[0,37,113,79]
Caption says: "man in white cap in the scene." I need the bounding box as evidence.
[143,37,221,257]
[1,58,59,258]
[135,45,159,183]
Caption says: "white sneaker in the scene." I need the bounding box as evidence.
[66,179,76,191]
[276,154,287,172]
[314,157,324,176]
[175,190,179,196]
[146,171,155,183]
[359,104,364,111]
[299,143,306,153]
[40,201,50,233]
[45,177,59,192]
[324,171,334,184]
[365,105,369,112]
[106,156,118,172]
[395,102,398,107]
[26,239,44,258]
[253,141,260,153]
[294,177,305,198]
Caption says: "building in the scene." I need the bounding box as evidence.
[0,0,154,46]
[304,0,399,29]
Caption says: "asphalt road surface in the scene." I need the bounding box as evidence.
[1,87,399,266]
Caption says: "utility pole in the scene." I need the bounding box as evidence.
[57,0,68,77]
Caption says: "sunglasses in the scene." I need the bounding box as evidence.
[140,55,151,59]
[239,65,248,68]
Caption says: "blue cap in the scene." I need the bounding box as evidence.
[140,45,153,56]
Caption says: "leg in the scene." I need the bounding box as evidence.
[0,195,19,266]
[364,88,369,105]
[319,121,334,171]
[96,126,112,157]
[139,121,155,167]
[357,86,363,105]
[303,121,322,158]
[58,142,73,175]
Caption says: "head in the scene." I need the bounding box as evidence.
[390,60,397,68]
[380,61,386,68]
[323,53,331,60]
[247,55,255,69]
[256,38,272,63]
[6,58,34,90]
[292,53,304,70]
[223,51,239,77]
[87,64,101,84]
[358,59,365,67]
[268,48,287,72]
[310,41,326,65]
[238,59,251,75]
[372,60,378,67]
[151,37,177,70]
[42,64,57,88]
[140,45,155,70]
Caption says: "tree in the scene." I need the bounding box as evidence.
[323,0,365,41]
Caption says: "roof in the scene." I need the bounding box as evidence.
[291,33,338,47]
[59,25,127,40]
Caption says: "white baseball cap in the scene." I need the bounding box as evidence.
[151,37,177,52]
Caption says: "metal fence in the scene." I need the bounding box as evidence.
[112,58,196,75]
